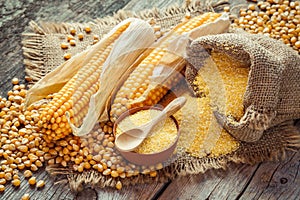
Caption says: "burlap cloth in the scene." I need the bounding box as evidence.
[22,0,300,190]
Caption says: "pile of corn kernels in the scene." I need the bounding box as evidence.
[0,78,164,198]
[0,78,45,199]
[228,0,300,52]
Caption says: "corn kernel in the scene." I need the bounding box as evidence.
[69,40,76,46]
[12,179,21,187]
[36,180,45,188]
[21,193,30,200]
[0,185,5,192]
[84,26,91,33]
[63,53,71,60]
[24,170,32,178]
[78,33,84,40]
[60,43,69,49]
[70,28,76,35]
[28,176,36,185]
[11,78,19,85]
[115,181,122,190]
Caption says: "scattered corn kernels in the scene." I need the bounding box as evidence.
[84,26,91,33]
[12,179,21,187]
[11,78,19,85]
[21,193,30,200]
[115,181,122,190]
[36,180,45,188]
[69,39,76,46]
[60,43,69,49]
[78,33,84,40]
[233,0,300,52]
[0,185,5,192]
[70,28,76,35]
[28,177,36,185]
[24,170,32,178]
[63,53,71,60]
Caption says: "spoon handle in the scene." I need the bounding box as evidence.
[162,96,187,117]
[145,96,187,131]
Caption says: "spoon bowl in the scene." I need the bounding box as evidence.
[113,106,180,166]
[115,97,186,152]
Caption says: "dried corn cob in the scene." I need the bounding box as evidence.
[110,12,222,121]
[38,22,131,140]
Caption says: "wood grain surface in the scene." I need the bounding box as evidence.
[0,0,299,199]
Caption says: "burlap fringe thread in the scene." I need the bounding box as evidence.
[22,0,300,191]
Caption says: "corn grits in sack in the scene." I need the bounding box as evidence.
[186,30,300,143]
[25,18,156,140]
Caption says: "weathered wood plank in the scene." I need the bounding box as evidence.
[240,151,300,200]
[157,163,260,200]
[122,0,183,11]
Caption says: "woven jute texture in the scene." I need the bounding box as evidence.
[186,30,300,142]
[22,0,300,191]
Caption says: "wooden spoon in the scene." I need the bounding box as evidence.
[115,96,186,152]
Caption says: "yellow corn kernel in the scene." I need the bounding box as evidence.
[0,179,6,185]
[110,12,221,121]
[0,185,5,192]
[69,40,76,46]
[39,22,131,140]
[12,78,19,85]
[36,180,45,188]
[61,43,69,49]
[24,170,32,178]
[115,181,122,190]
[63,53,71,60]
[70,28,76,35]
[111,170,119,178]
[78,33,84,40]
[28,176,36,185]
[21,193,30,200]
[84,26,91,33]
[12,179,21,187]
[67,35,74,42]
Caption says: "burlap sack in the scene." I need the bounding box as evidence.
[186,30,300,143]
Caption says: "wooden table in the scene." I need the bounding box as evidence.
[0,0,299,199]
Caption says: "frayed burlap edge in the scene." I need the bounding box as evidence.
[46,121,299,191]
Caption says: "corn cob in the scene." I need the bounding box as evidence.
[110,12,222,122]
[38,22,131,141]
